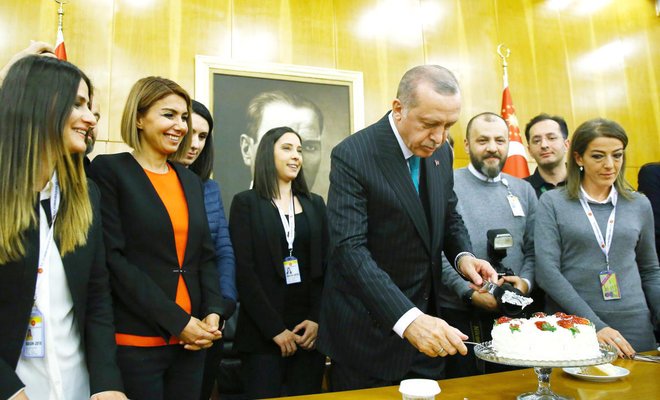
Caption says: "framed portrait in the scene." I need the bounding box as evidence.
[195,56,364,214]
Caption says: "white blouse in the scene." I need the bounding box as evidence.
[15,184,89,400]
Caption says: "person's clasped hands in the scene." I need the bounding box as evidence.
[273,319,319,357]
[178,313,223,350]
[293,319,319,350]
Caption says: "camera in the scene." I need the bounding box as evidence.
[487,229,515,277]
[485,229,529,317]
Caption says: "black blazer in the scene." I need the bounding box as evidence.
[317,113,472,380]
[638,162,660,262]
[89,153,224,340]
[229,189,327,353]
[0,181,123,399]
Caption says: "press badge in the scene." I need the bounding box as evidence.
[22,306,45,358]
[284,256,301,285]
[507,194,525,217]
[599,270,621,300]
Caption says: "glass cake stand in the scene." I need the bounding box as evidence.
[474,341,617,400]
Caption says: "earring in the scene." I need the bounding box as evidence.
[579,166,583,172]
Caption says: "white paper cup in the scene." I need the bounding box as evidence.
[399,378,441,400]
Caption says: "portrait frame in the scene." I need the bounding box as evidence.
[195,56,364,212]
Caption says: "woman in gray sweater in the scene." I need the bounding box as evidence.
[535,118,659,357]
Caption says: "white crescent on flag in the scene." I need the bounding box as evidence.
[507,140,528,159]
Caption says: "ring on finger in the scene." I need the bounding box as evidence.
[437,347,446,355]
[614,337,622,343]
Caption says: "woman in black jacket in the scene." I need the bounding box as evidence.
[229,126,327,399]
[89,77,225,400]
[0,56,125,400]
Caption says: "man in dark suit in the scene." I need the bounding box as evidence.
[318,65,498,391]
[638,162,660,273]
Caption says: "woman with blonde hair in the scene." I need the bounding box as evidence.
[0,56,125,400]
[89,77,226,399]
[535,118,659,358]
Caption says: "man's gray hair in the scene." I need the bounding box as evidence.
[396,65,460,109]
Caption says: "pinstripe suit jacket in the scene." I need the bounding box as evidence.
[317,113,472,380]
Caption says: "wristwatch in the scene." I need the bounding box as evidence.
[462,289,475,305]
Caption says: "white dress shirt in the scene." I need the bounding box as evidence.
[15,180,89,400]
[581,184,617,204]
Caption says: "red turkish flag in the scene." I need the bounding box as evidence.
[55,25,67,61]
[500,71,529,178]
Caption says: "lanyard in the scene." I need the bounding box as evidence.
[273,192,295,257]
[501,178,513,196]
[34,173,61,304]
[578,188,617,270]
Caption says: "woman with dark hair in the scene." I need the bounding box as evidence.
[535,118,659,357]
[0,56,125,399]
[229,126,327,398]
[88,77,226,400]
[176,100,237,400]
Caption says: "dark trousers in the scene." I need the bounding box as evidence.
[117,345,205,400]
[441,306,483,378]
[441,306,521,378]
[199,339,224,400]
[241,350,325,399]
[330,352,445,392]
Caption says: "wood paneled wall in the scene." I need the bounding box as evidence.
[1,0,658,185]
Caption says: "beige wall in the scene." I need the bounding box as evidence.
[1,0,658,186]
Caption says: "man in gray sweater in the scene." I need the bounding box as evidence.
[438,112,538,377]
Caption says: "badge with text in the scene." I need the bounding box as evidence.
[599,270,621,300]
[507,194,525,217]
[284,256,301,285]
[22,306,45,358]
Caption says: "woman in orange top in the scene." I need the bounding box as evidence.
[89,77,226,400]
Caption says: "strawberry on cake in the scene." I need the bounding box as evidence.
[491,312,601,361]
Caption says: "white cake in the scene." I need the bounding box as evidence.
[491,312,601,361]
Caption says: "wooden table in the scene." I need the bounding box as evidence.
[270,352,659,399]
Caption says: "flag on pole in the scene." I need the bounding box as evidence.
[54,1,67,60]
[499,48,529,178]
[55,25,67,61]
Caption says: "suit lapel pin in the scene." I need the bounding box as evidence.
[434,160,440,166]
